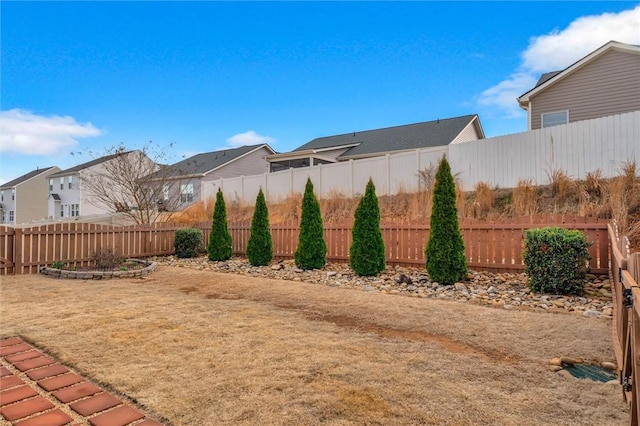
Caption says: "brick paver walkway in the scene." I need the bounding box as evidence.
[0,337,162,425]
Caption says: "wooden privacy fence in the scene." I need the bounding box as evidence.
[1,214,608,275]
[609,221,640,425]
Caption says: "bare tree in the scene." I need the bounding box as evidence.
[80,142,185,225]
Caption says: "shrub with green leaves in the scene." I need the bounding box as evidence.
[295,178,327,270]
[349,178,385,276]
[208,189,233,261]
[523,227,590,295]
[425,156,467,285]
[174,228,205,258]
[247,188,273,266]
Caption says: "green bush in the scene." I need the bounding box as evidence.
[295,178,327,270]
[350,178,385,276]
[174,228,205,258]
[208,189,233,261]
[425,156,467,285]
[523,227,590,295]
[247,188,273,266]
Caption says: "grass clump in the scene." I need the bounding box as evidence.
[350,178,385,276]
[426,156,467,285]
[208,189,233,261]
[247,188,273,266]
[174,228,205,258]
[523,227,590,295]
[295,178,327,270]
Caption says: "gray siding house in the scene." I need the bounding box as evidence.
[267,114,484,171]
[159,144,275,210]
[518,41,640,130]
[0,167,61,225]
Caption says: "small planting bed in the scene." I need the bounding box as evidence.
[41,259,157,280]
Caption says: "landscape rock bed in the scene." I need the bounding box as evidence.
[151,255,614,318]
[40,259,157,280]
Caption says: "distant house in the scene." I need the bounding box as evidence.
[0,167,61,225]
[266,115,484,172]
[158,144,275,209]
[47,151,156,220]
[518,40,640,130]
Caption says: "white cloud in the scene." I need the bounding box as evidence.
[226,130,275,147]
[0,109,103,155]
[477,5,640,118]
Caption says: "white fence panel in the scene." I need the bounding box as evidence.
[318,161,353,196]
[353,156,387,195]
[450,111,639,189]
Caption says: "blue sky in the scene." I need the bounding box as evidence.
[1,1,639,184]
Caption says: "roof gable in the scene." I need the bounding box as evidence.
[163,144,275,178]
[0,166,58,189]
[292,115,482,158]
[518,40,640,106]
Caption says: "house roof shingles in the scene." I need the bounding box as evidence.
[292,115,479,158]
[48,151,136,178]
[161,144,273,178]
[0,167,57,189]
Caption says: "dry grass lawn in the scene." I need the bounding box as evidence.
[0,266,629,425]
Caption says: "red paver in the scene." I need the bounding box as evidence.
[14,408,73,426]
[53,382,102,403]
[88,405,144,426]
[70,392,121,416]
[13,356,56,372]
[26,364,70,381]
[38,372,83,392]
[0,343,33,357]
[0,385,38,407]
[0,367,11,377]
[0,374,25,390]
[5,350,43,363]
[0,337,24,347]
[0,396,55,421]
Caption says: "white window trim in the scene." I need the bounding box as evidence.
[541,110,569,128]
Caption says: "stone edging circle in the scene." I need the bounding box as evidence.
[40,259,157,280]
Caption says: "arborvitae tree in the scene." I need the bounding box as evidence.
[246,188,273,266]
[294,178,327,270]
[208,189,233,261]
[349,178,385,276]
[425,156,467,285]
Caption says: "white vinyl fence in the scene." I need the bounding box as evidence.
[203,111,639,204]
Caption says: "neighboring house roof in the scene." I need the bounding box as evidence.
[0,167,57,189]
[518,40,640,108]
[290,114,483,160]
[160,144,276,179]
[48,151,136,178]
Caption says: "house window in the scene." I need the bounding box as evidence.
[68,176,73,189]
[1,191,3,202]
[163,184,169,201]
[542,111,568,128]
[9,211,14,222]
[49,179,54,191]
[180,183,194,203]
[11,189,15,201]
[60,204,64,218]
[60,177,64,190]
[70,204,79,217]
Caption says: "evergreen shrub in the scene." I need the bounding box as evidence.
[247,188,273,266]
[208,189,233,261]
[174,228,204,258]
[425,156,467,285]
[349,178,385,276]
[523,227,590,295]
[295,178,327,270]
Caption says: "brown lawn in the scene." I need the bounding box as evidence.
[0,266,629,425]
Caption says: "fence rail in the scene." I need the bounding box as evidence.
[0,214,608,275]
[609,222,640,425]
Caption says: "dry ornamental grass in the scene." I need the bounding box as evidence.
[0,267,629,425]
